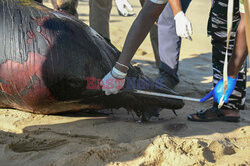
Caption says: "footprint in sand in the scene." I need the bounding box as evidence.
[8,138,68,153]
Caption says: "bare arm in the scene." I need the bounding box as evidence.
[228,13,248,78]
[115,0,182,73]
[169,0,182,16]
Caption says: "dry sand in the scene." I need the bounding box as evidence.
[0,0,249,165]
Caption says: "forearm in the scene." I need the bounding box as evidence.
[116,1,165,72]
[228,13,248,78]
[169,0,182,16]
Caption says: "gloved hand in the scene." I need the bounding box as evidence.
[115,0,135,17]
[100,67,127,95]
[200,76,238,104]
[174,11,193,38]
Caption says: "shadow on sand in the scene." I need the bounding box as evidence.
[0,52,249,165]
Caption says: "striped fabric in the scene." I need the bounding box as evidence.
[208,0,247,110]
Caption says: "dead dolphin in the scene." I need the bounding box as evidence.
[0,0,184,120]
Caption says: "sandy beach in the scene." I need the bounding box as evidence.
[0,0,249,165]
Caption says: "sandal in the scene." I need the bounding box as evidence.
[188,107,240,122]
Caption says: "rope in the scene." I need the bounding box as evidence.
[244,0,250,63]
[218,0,234,108]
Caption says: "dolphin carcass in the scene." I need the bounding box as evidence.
[0,0,184,120]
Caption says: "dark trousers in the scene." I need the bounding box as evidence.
[158,0,192,85]
[208,0,247,110]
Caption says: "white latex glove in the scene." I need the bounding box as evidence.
[174,11,193,38]
[100,67,127,95]
[115,0,135,16]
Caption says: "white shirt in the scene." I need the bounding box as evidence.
[150,0,168,4]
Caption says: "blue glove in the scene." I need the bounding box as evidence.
[200,76,238,104]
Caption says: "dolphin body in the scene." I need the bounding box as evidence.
[0,0,184,120]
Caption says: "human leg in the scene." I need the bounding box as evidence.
[210,0,246,111]
[188,0,247,122]
[157,0,192,88]
[89,0,112,39]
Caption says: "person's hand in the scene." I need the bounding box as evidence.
[100,67,127,95]
[174,11,193,38]
[200,76,238,104]
[115,0,135,17]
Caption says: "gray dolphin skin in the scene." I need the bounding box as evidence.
[0,0,184,121]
